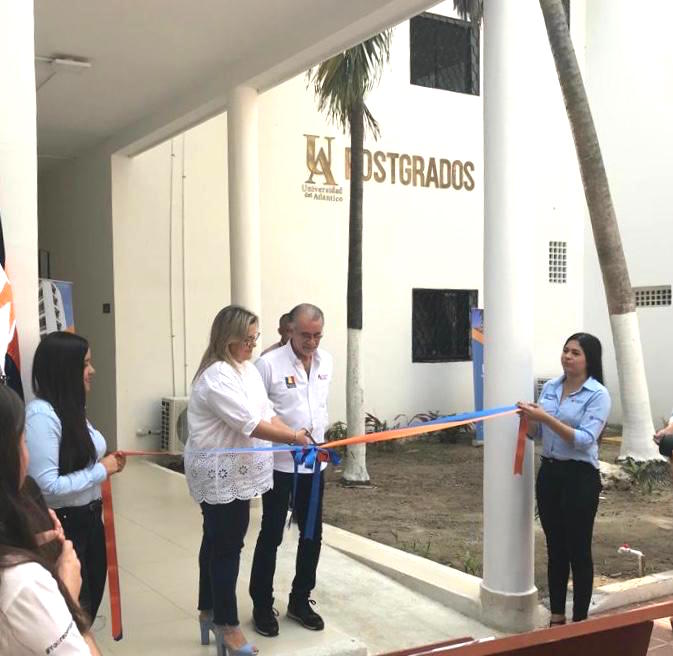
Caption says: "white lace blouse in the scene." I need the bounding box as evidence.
[184,360,275,504]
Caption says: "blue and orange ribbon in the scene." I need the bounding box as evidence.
[102,404,527,640]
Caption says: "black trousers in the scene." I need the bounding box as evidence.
[198,499,250,626]
[55,500,107,619]
[249,470,324,609]
[536,458,601,621]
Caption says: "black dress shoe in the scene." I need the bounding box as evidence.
[287,597,324,631]
[252,606,279,637]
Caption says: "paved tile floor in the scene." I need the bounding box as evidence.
[92,459,673,655]
[649,617,673,654]
[91,460,498,655]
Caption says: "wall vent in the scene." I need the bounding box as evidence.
[548,241,567,284]
[634,285,672,307]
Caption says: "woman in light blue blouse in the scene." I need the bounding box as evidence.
[25,331,126,620]
[518,332,611,626]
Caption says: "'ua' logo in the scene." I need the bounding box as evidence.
[304,134,337,186]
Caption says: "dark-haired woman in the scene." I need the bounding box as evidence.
[0,385,102,655]
[26,331,125,619]
[518,332,611,625]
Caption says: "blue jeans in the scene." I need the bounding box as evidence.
[198,499,250,625]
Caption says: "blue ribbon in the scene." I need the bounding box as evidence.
[182,406,519,458]
[416,405,518,426]
[288,445,341,540]
[183,405,517,539]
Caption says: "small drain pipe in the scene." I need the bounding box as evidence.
[618,544,645,577]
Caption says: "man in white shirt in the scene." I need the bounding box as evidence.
[249,303,332,636]
[260,312,293,356]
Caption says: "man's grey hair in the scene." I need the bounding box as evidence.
[289,303,324,324]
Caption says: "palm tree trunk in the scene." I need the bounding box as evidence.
[343,98,370,483]
[539,0,658,460]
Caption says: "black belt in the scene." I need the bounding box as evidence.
[540,456,595,469]
[54,499,102,514]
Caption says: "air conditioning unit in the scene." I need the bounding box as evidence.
[161,396,189,452]
[534,377,552,402]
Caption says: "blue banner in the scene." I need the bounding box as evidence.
[471,308,484,444]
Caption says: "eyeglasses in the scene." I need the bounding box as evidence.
[300,332,323,342]
[242,333,261,347]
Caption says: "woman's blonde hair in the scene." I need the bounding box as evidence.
[194,305,258,380]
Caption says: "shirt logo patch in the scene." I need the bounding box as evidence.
[285,376,297,388]
[318,374,328,380]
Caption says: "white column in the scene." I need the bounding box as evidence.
[480,1,539,632]
[0,1,39,395]
[227,86,261,316]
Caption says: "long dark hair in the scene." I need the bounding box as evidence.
[32,332,95,474]
[565,332,604,384]
[0,386,90,633]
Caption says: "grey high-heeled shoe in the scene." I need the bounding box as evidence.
[199,611,214,645]
[213,625,258,656]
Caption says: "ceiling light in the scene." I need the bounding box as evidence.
[35,55,92,74]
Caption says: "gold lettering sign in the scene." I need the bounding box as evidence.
[303,135,476,201]
[304,134,337,185]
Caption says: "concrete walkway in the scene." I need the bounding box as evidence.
[93,460,498,656]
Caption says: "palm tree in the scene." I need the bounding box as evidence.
[308,33,391,483]
[538,0,658,460]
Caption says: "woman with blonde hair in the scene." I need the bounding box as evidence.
[185,305,310,656]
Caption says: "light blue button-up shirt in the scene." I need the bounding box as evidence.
[532,375,611,469]
[25,399,108,509]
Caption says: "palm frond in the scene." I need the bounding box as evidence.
[453,0,483,23]
[307,30,391,136]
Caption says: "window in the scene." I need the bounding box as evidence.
[412,288,478,362]
[634,285,672,307]
[549,241,567,284]
[410,13,479,95]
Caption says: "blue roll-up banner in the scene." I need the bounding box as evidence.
[471,308,484,445]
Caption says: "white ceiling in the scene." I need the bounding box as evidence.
[35,0,438,171]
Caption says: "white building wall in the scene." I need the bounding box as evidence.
[38,150,117,443]
[38,2,588,450]
[111,119,230,450]
[583,0,673,425]
[0,1,39,397]
[107,5,489,450]
[257,4,485,427]
[530,1,587,385]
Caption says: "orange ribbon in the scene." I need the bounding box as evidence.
[513,414,529,475]
[101,478,123,641]
[322,408,521,449]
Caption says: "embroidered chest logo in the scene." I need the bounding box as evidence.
[285,376,297,388]
[318,374,328,380]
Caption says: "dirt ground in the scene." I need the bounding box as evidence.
[323,436,673,597]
